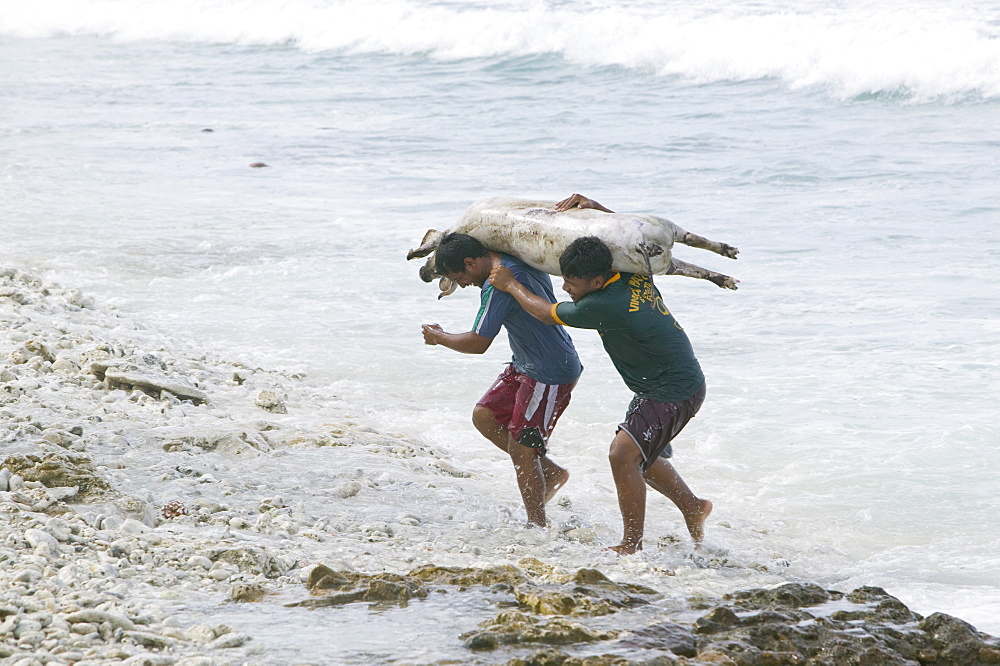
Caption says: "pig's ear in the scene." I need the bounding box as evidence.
[407,230,444,260]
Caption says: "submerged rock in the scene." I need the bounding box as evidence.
[160,428,270,455]
[291,570,428,609]
[462,610,618,651]
[210,546,288,578]
[497,584,1000,665]
[830,585,924,623]
[920,612,1000,664]
[1,452,112,500]
[515,567,658,617]
[407,564,528,588]
[254,389,287,414]
[103,366,209,404]
[620,621,698,658]
[506,650,626,666]
[726,581,833,609]
[683,585,1000,666]
[230,583,267,603]
[306,564,355,591]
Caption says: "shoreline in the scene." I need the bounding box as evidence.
[2,266,997,665]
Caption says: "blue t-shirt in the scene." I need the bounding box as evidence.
[472,255,582,385]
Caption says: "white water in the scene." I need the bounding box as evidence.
[3,0,1000,648]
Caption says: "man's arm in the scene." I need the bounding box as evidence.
[554,193,614,213]
[421,324,493,354]
[488,265,559,325]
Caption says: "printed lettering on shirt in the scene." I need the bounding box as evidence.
[628,274,671,316]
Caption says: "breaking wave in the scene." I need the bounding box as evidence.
[3,0,1000,98]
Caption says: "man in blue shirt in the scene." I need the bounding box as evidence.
[422,233,583,527]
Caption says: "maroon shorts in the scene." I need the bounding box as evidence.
[618,384,706,471]
[477,364,576,455]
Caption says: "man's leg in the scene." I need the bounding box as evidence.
[643,458,712,547]
[607,429,648,554]
[506,440,547,526]
[608,429,712,553]
[473,406,569,503]
[472,405,511,453]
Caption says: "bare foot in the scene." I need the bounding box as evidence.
[543,468,570,504]
[686,498,713,549]
[607,540,643,556]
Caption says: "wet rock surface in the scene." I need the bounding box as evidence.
[291,564,1000,665]
[514,568,657,618]
[1,452,112,501]
[464,610,620,651]
[507,583,1000,665]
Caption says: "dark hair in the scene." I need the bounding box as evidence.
[560,236,614,280]
[435,233,488,275]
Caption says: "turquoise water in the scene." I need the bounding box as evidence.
[3,0,1000,643]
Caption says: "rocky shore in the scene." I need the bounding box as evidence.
[2,266,997,665]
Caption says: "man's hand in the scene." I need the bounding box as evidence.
[422,323,444,346]
[489,264,516,293]
[422,324,493,354]
[554,193,614,213]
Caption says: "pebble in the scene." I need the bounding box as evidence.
[334,481,362,499]
[185,624,218,645]
[65,610,136,631]
[24,529,59,550]
[120,518,151,534]
[188,556,213,570]
[104,368,209,405]
[254,389,287,414]
[207,633,250,649]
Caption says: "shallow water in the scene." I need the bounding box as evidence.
[3,0,1000,643]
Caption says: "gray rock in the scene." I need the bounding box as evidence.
[100,515,125,531]
[185,623,218,645]
[122,655,176,666]
[622,621,698,658]
[119,519,151,534]
[230,583,266,603]
[104,368,208,404]
[254,389,287,414]
[24,529,59,550]
[65,609,136,631]
[334,481,362,499]
[207,632,250,649]
[175,658,217,666]
[210,546,287,578]
[42,518,73,542]
[43,486,79,502]
[160,428,269,455]
[122,629,174,648]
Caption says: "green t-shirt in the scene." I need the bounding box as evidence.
[552,272,705,403]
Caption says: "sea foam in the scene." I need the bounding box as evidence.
[3,0,999,99]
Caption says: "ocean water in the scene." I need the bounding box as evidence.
[3,0,1000,647]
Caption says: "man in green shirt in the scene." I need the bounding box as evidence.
[488,194,712,554]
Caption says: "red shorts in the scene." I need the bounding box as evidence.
[477,365,576,455]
